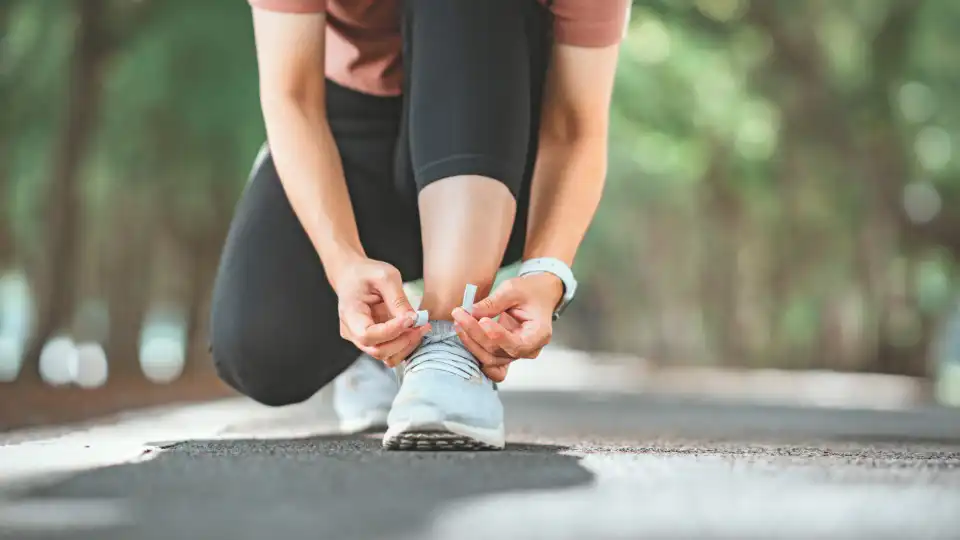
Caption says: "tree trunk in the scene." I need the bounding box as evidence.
[875,258,936,378]
[20,0,110,381]
[0,149,12,270]
[698,143,743,366]
[180,244,220,380]
[103,209,153,383]
[0,4,16,269]
[177,183,232,380]
[851,211,894,371]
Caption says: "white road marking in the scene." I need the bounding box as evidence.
[0,399,274,488]
[423,453,960,540]
[0,498,133,532]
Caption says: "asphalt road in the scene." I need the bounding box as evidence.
[3,391,960,540]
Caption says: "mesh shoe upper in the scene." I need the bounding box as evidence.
[388,321,502,431]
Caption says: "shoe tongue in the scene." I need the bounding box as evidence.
[404,321,483,380]
[423,320,458,342]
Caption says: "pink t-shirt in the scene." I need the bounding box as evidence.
[248,0,629,96]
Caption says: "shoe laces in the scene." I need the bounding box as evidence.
[399,321,483,381]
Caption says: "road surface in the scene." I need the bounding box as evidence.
[2,391,960,539]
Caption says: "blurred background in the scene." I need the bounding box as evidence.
[2,0,959,430]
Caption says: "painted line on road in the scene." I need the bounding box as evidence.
[0,399,274,490]
[422,452,960,540]
[0,497,134,533]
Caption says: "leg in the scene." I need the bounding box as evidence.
[209,150,355,406]
[210,82,416,407]
[399,0,550,319]
[382,0,550,450]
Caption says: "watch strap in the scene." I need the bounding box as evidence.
[517,257,578,320]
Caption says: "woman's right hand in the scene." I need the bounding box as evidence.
[333,258,430,366]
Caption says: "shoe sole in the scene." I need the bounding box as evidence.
[382,421,505,451]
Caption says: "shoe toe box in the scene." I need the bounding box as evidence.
[388,370,502,429]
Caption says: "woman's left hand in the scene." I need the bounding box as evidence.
[452,273,564,382]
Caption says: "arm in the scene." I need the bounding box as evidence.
[252,7,366,288]
[452,32,623,378]
[523,42,621,267]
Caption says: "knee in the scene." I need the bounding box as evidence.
[210,310,321,407]
[213,358,316,408]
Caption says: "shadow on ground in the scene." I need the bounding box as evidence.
[18,434,594,540]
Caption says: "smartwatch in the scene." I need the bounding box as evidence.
[518,258,578,321]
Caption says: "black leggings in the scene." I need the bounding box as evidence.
[210,0,551,406]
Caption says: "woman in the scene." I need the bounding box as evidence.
[210,0,627,450]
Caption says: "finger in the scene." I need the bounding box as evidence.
[347,311,416,348]
[482,364,509,383]
[383,325,431,367]
[339,301,376,340]
[499,311,521,331]
[482,318,546,360]
[519,318,552,350]
[360,325,428,363]
[373,326,428,362]
[505,307,536,323]
[358,344,381,358]
[373,267,415,318]
[370,301,392,323]
[452,308,503,355]
[470,281,522,319]
[366,314,419,346]
[477,317,531,358]
[455,324,509,367]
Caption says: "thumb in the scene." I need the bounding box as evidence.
[471,282,521,319]
[341,301,375,339]
[375,270,415,318]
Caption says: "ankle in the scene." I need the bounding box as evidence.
[417,295,466,321]
[419,284,487,321]
[415,302,456,321]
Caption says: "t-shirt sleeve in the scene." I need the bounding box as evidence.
[550,0,631,48]
[248,0,326,14]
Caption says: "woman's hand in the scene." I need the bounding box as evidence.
[451,273,563,382]
[334,258,430,366]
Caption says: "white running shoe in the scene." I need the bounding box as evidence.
[383,321,505,451]
[333,354,398,434]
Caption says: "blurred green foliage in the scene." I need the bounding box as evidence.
[567,0,960,378]
[1,0,959,380]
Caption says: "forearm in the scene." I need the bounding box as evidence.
[262,98,365,287]
[523,134,608,267]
